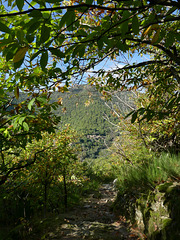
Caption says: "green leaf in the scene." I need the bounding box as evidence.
[26,34,34,43]
[23,122,29,131]
[132,15,139,35]
[75,29,88,37]
[120,10,131,35]
[59,12,68,29]
[78,44,85,58]
[13,47,28,63]
[42,12,50,19]
[28,98,36,110]
[121,21,129,36]
[86,0,93,4]
[0,21,11,33]
[29,10,43,18]
[5,43,19,61]
[16,29,25,43]
[14,57,24,69]
[30,50,41,61]
[19,116,26,125]
[14,86,19,99]
[66,10,75,30]
[28,21,41,33]
[165,6,177,16]
[6,50,14,61]
[40,25,50,43]
[72,45,81,58]
[16,0,24,11]
[174,33,180,41]
[165,34,175,47]
[97,39,104,50]
[37,96,47,104]
[49,48,65,58]
[125,110,135,119]
[40,51,48,70]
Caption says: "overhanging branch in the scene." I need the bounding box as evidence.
[0,147,51,185]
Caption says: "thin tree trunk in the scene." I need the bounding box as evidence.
[63,169,67,210]
[44,169,48,218]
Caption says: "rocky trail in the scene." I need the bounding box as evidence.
[39,183,140,240]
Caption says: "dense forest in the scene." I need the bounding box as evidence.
[11,85,133,159]
[50,85,133,159]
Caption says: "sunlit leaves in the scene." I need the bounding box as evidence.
[151,29,160,44]
[0,0,179,146]
[28,98,36,110]
[23,121,29,131]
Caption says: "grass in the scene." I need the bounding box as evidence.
[115,152,180,194]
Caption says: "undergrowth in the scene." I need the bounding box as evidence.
[116,152,180,194]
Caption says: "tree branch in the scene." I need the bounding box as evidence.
[0,3,151,18]
[111,60,168,72]
[0,147,50,185]
[125,38,180,65]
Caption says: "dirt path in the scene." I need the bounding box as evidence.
[44,183,138,240]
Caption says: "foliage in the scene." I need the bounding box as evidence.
[0,0,179,122]
[0,0,179,184]
[10,85,132,159]
[0,62,61,185]
[0,126,83,225]
[51,85,122,159]
[136,93,180,153]
[115,152,180,195]
[0,1,179,237]
[84,149,118,182]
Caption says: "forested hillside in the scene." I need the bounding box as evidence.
[50,85,133,159]
[10,85,132,159]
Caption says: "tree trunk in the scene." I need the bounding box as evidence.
[63,169,68,210]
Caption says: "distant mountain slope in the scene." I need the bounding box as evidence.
[10,85,133,159]
[50,85,133,159]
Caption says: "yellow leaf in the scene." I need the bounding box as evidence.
[151,29,160,44]
[13,46,28,63]
[14,86,19,99]
[143,25,152,36]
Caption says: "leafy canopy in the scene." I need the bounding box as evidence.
[0,0,179,166]
[0,0,179,121]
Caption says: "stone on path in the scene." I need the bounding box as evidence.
[44,183,136,240]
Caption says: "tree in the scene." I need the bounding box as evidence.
[0,0,179,116]
[0,0,179,181]
[2,126,79,219]
[0,70,61,185]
